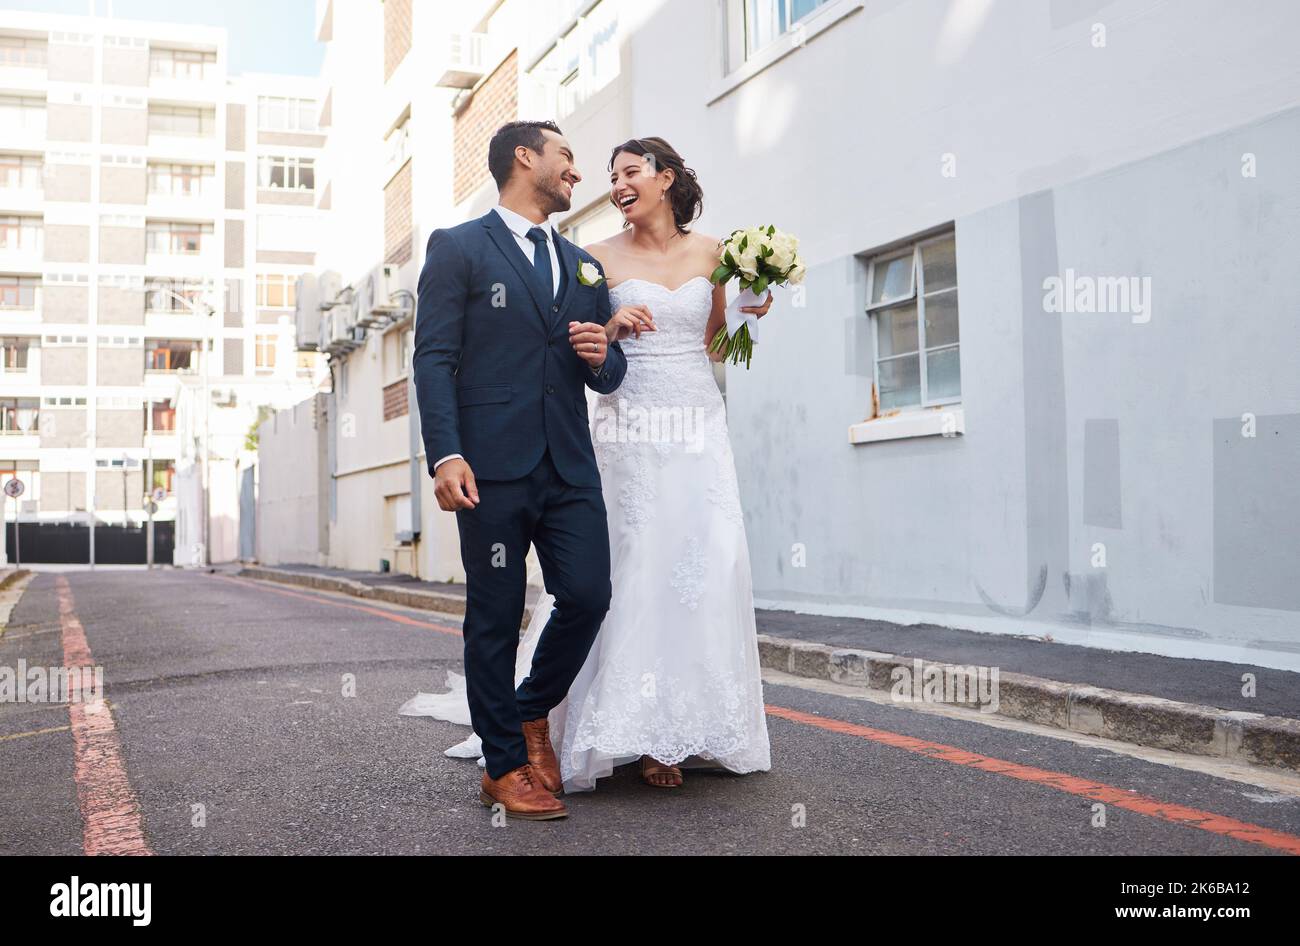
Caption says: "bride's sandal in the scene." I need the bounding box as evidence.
[640,755,683,788]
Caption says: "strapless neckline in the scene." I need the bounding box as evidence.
[610,275,712,294]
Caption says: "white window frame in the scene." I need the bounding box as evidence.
[257,96,318,133]
[257,154,315,191]
[865,231,961,413]
[148,104,215,137]
[149,47,216,80]
[256,274,296,309]
[713,0,863,103]
[147,162,213,197]
[254,333,277,370]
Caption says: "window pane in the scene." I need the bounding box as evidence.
[923,293,959,348]
[876,303,917,358]
[745,0,786,55]
[922,237,957,292]
[926,346,961,401]
[790,0,825,23]
[266,99,286,130]
[879,355,920,411]
[871,253,913,305]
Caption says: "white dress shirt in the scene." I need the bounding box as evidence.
[492,203,561,297]
[432,206,580,474]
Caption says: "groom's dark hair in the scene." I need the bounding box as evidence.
[488,120,563,189]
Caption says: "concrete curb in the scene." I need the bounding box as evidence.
[234,565,1300,774]
[236,565,498,623]
[758,634,1300,775]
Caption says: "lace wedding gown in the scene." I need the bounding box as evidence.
[400,275,772,791]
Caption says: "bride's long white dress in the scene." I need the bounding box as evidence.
[400,275,771,791]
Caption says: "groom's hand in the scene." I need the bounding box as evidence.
[569,321,608,368]
[434,458,479,511]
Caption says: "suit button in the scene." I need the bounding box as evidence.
[552,305,559,313]
[546,385,554,394]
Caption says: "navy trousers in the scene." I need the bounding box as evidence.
[455,448,612,778]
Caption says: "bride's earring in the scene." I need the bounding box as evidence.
[660,189,667,202]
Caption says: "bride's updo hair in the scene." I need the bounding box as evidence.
[608,137,704,235]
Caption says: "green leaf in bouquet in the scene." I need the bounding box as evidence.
[710,263,732,285]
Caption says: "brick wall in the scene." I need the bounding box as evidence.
[384,0,412,82]
[100,165,146,204]
[223,337,244,376]
[44,224,90,263]
[44,164,91,202]
[42,285,89,322]
[225,161,245,209]
[384,159,412,266]
[226,103,245,151]
[41,471,86,512]
[225,219,244,268]
[452,51,518,204]
[382,378,408,422]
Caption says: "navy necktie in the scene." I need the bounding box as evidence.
[526,226,554,300]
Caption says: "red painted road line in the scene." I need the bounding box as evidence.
[218,573,1300,855]
[766,704,1300,856]
[214,574,463,637]
[57,576,153,857]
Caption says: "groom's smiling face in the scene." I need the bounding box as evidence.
[528,129,581,215]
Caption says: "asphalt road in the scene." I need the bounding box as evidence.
[2,568,1299,856]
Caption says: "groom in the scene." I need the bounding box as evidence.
[413,121,626,820]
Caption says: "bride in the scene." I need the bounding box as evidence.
[402,136,772,791]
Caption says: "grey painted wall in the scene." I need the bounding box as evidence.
[728,106,1300,659]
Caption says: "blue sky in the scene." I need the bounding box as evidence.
[0,0,323,76]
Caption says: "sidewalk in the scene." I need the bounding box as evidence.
[232,562,1300,774]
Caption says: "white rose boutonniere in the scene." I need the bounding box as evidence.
[577,261,604,287]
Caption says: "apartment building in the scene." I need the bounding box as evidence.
[261,0,631,580]
[0,10,326,564]
[264,0,449,577]
[260,0,1299,665]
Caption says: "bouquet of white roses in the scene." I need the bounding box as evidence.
[708,225,805,369]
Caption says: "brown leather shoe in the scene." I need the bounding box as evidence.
[480,764,567,820]
[521,717,563,795]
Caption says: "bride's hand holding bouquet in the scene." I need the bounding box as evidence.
[708,225,805,369]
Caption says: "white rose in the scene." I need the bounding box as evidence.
[787,259,806,285]
[578,261,603,285]
[768,234,797,272]
[736,244,760,279]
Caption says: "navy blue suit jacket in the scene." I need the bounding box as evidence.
[413,210,627,488]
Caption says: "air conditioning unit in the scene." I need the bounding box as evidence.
[327,308,359,353]
[356,264,404,328]
[436,32,492,89]
[317,270,343,309]
[294,272,320,351]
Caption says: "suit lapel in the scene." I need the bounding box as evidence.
[552,230,580,332]
[481,211,549,330]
